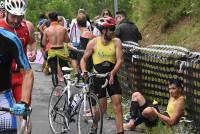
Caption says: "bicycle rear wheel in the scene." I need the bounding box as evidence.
[77,93,103,134]
[48,85,68,134]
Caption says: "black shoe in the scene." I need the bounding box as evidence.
[89,127,97,134]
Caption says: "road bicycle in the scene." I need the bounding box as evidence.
[0,106,32,134]
[48,67,109,134]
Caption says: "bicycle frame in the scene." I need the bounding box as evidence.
[63,73,72,104]
[49,69,108,134]
[75,73,109,115]
[52,67,80,118]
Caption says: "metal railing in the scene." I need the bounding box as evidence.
[118,42,200,131]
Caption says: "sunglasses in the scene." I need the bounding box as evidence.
[103,12,109,15]
[108,26,115,31]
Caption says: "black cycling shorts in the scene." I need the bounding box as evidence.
[69,50,78,60]
[43,51,48,61]
[135,101,158,127]
[91,75,122,99]
[48,57,69,74]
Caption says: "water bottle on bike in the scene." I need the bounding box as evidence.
[70,94,82,111]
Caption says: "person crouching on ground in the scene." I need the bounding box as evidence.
[123,78,185,130]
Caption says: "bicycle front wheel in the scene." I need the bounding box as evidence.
[48,85,68,134]
[77,93,103,134]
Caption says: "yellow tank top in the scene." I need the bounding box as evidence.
[166,96,184,117]
[92,37,116,65]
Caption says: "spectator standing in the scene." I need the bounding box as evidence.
[37,14,51,74]
[115,10,142,89]
[93,9,113,37]
[115,10,142,43]
[101,8,113,17]
[76,13,94,71]
[69,9,92,73]
[58,16,67,28]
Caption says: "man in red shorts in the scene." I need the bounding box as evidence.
[0,0,36,133]
[0,0,36,104]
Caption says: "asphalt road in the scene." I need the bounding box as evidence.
[31,63,143,134]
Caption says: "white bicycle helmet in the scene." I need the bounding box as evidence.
[5,0,27,16]
[0,1,4,9]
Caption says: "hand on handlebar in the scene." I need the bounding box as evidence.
[12,103,25,115]
[12,101,31,119]
[81,71,89,80]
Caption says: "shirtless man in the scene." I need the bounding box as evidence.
[42,11,70,83]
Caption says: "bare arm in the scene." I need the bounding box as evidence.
[69,19,76,41]
[38,22,47,34]
[42,29,48,47]
[26,21,36,46]
[80,39,95,72]
[26,20,37,62]
[64,29,70,43]
[110,38,123,76]
[67,43,77,50]
[20,69,34,104]
[153,98,184,125]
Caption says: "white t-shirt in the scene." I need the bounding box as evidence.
[93,27,101,37]
[69,18,91,47]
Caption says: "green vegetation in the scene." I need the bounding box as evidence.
[130,0,200,50]
[26,0,200,28]
[26,0,200,50]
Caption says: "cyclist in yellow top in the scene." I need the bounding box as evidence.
[81,17,124,134]
[123,78,185,131]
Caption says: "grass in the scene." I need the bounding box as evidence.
[106,99,197,134]
[164,26,193,44]
[159,21,200,51]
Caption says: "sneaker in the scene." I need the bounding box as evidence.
[89,127,97,134]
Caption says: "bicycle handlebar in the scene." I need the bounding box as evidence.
[73,48,85,54]
[71,75,79,86]
[88,72,109,78]
[0,107,11,112]
[0,106,32,134]
[0,106,32,117]
[86,72,109,88]
[179,117,193,123]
